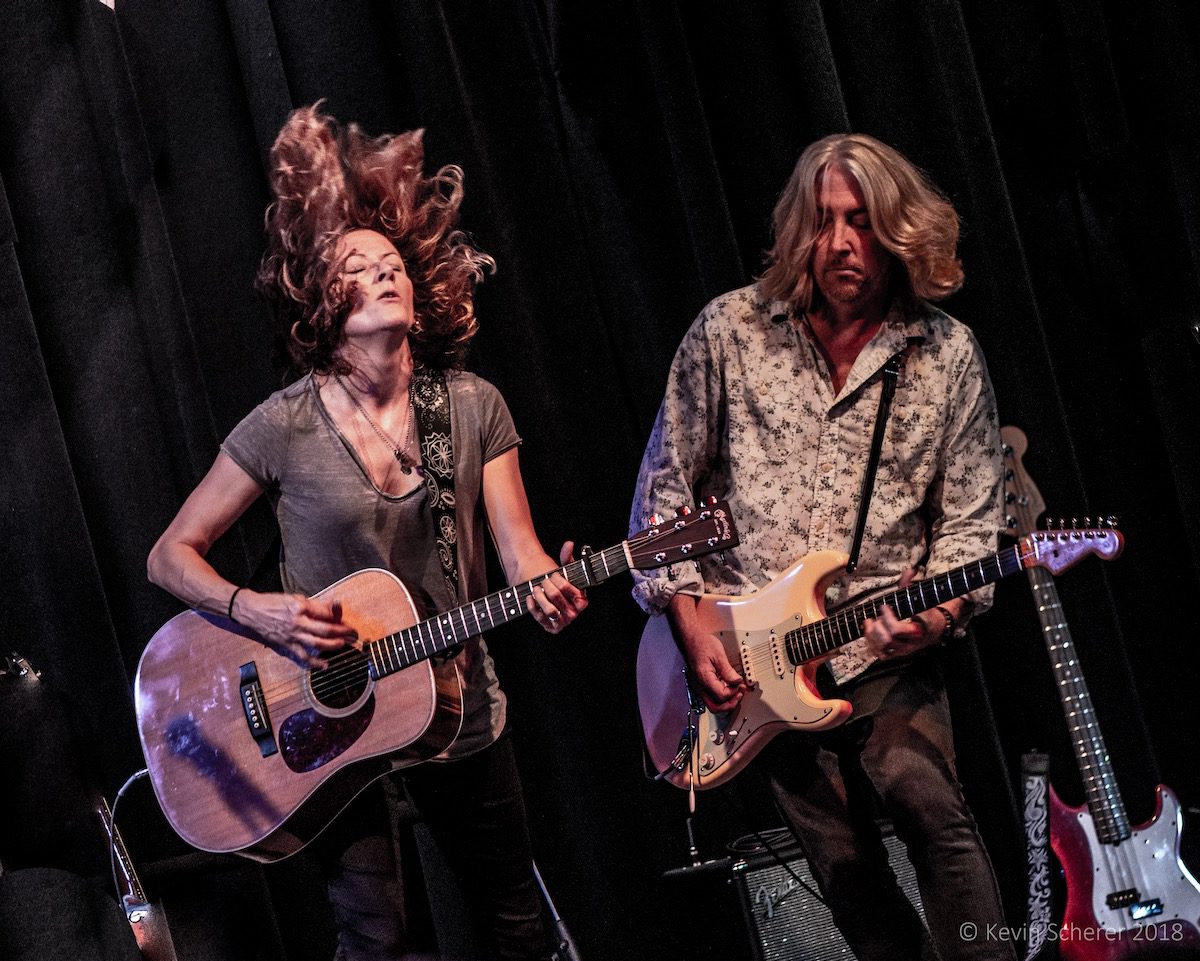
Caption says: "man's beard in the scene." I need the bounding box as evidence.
[820,271,867,303]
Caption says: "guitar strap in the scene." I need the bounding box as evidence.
[1020,751,1053,960]
[845,350,905,574]
[410,368,460,602]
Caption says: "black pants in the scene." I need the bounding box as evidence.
[316,731,548,961]
[760,656,1016,961]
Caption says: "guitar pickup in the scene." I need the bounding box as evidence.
[239,662,278,758]
[1129,899,1164,921]
[1106,888,1139,909]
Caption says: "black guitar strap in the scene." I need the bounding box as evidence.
[845,350,905,574]
[410,368,459,602]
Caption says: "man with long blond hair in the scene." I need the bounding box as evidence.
[631,133,1014,960]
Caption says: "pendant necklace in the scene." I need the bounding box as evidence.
[335,375,419,475]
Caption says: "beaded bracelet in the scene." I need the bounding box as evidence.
[933,604,957,640]
[228,586,245,623]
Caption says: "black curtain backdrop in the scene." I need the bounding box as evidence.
[3,1,1199,959]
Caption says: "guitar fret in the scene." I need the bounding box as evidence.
[347,503,744,685]
[380,636,397,673]
[781,543,1035,669]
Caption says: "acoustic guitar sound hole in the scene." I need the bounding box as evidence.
[309,649,372,710]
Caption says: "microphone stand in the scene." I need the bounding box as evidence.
[533,859,583,961]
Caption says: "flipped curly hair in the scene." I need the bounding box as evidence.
[257,103,495,375]
[759,133,963,311]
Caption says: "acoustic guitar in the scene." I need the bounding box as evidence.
[136,501,738,861]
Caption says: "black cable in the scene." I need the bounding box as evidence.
[105,768,150,914]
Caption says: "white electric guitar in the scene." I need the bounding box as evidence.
[638,523,1123,790]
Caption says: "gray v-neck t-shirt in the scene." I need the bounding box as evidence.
[222,370,521,758]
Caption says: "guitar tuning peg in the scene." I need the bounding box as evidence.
[677,505,692,516]
[648,514,662,527]
[1002,443,1012,456]
[1105,515,1119,529]
[704,495,718,506]
[1083,516,1091,528]
[1005,516,1017,528]
[1058,517,1066,530]
[1071,516,1079,529]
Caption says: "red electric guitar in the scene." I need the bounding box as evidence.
[135,502,738,862]
[1003,426,1200,960]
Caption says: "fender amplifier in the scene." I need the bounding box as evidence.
[730,826,927,961]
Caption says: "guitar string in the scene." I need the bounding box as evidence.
[247,526,697,710]
[690,544,1027,681]
[256,569,561,709]
[266,525,703,707]
[291,526,1079,706]
[1007,467,1144,909]
[252,534,1085,751]
[290,547,617,702]
[1051,595,1141,905]
[695,542,1032,678]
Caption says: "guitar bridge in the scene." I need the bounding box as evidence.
[239,662,278,757]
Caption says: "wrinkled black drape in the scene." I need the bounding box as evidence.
[3,1,1199,959]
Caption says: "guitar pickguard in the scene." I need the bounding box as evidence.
[1050,768,1200,960]
[637,551,854,789]
[279,698,376,773]
[691,624,844,780]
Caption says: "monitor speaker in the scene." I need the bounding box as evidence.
[730,828,926,961]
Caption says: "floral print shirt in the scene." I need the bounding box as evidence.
[630,283,1003,683]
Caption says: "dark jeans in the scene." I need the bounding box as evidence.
[759,655,1016,961]
[316,731,548,961]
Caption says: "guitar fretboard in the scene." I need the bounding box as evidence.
[1028,564,1130,844]
[364,544,630,680]
[784,543,1027,665]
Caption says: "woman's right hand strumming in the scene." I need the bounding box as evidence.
[148,451,359,670]
[228,589,357,669]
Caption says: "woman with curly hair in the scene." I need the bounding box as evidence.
[148,104,585,960]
